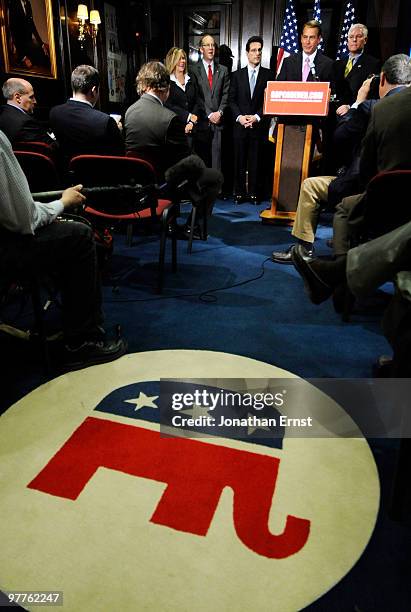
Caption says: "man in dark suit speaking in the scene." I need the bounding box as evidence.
[229,36,275,204]
[277,20,333,83]
[50,65,124,159]
[125,61,222,240]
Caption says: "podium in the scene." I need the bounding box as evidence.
[260,81,330,224]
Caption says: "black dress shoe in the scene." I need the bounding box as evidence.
[271,244,313,265]
[290,245,333,304]
[63,337,127,371]
[234,195,246,204]
[249,194,259,204]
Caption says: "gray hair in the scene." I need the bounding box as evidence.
[348,23,368,38]
[71,65,100,94]
[2,78,30,100]
[382,54,411,85]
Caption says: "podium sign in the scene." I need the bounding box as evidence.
[264,81,330,117]
[261,81,330,224]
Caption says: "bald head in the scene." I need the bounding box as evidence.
[2,78,36,114]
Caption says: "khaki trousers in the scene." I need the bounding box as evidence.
[292,176,336,243]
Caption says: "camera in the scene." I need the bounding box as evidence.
[368,74,380,99]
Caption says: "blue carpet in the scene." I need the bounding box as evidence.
[1,198,410,610]
[103,199,391,380]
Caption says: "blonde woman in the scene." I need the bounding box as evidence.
[164,47,205,137]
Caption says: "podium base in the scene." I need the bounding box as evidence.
[262,122,313,226]
[260,207,295,225]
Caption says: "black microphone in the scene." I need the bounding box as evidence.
[164,154,206,187]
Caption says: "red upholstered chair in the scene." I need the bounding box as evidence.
[13,150,61,192]
[126,149,207,254]
[13,141,56,158]
[68,155,180,292]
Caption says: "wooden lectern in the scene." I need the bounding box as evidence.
[260,81,330,224]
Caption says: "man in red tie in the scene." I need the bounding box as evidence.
[192,35,230,170]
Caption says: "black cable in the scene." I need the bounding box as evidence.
[104,257,272,304]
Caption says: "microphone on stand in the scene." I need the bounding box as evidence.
[310,64,319,81]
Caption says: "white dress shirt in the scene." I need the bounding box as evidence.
[0,130,63,234]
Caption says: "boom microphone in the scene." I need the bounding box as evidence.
[164,154,206,186]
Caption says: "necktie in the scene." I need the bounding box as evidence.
[250,69,256,97]
[302,57,310,82]
[208,64,213,89]
[344,57,353,78]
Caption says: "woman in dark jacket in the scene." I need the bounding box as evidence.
[164,47,207,153]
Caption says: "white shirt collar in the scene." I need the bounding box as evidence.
[348,50,364,63]
[247,64,260,78]
[303,49,318,66]
[145,92,163,106]
[70,97,93,107]
[7,101,27,114]
[170,73,190,90]
[202,58,214,73]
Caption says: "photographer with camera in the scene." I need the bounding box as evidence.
[333,53,411,256]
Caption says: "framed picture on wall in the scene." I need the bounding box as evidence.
[0,0,57,78]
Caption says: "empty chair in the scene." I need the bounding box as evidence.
[13,141,56,158]
[13,150,61,192]
[68,154,180,292]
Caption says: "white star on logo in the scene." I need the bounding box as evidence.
[125,392,159,411]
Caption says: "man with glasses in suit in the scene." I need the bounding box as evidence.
[192,35,230,171]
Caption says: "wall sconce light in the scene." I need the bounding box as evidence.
[77,4,101,47]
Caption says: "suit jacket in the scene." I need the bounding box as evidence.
[332,53,380,106]
[328,88,405,206]
[165,75,206,126]
[277,51,333,82]
[0,104,54,145]
[192,61,230,120]
[49,99,124,158]
[229,66,276,137]
[360,86,411,186]
[125,93,190,179]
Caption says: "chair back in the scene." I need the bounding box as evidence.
[363,170,411,237]
[14,151,61,192]
[13,141,55,158]
[69,155,157,216]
